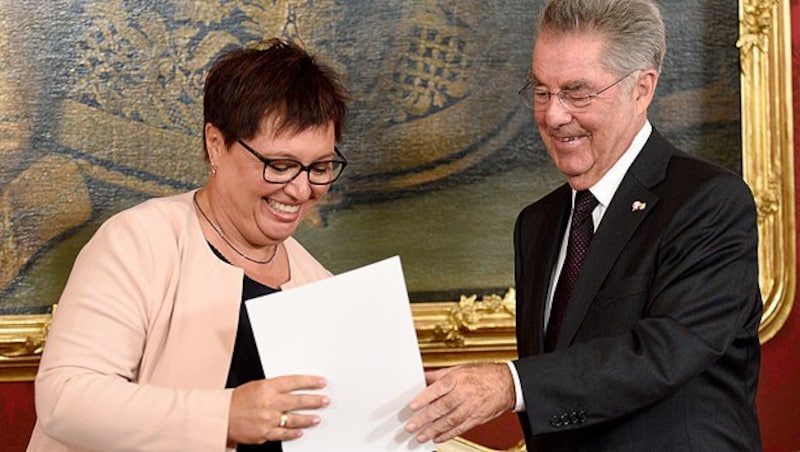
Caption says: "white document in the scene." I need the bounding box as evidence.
[245,255,435,452]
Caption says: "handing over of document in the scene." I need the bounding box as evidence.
[245,256,436,452]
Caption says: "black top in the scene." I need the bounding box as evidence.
[211,245,283,451]
[226,274,277,390]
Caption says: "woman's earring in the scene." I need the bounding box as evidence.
[209,165,217,176]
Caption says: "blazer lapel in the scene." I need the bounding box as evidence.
[555,129,673,349]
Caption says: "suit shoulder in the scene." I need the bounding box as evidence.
[665,152,753,198]
[655,153,758,226]
[669,150,735,177]
[518,184,570,218]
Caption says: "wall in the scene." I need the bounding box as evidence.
[0,382,34,452]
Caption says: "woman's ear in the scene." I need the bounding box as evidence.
[204,123,225,168]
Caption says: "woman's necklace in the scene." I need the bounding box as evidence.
[193,191,278,265]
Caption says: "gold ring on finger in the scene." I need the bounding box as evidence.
[279,413,289,428]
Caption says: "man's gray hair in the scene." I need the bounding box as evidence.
[535,0,666,76]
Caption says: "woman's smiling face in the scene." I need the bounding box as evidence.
[206,119,336,248]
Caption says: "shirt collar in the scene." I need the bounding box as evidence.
[587,121,652,208]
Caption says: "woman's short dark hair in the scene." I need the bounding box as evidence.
[203,38,350,153]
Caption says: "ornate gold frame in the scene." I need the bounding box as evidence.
[738,0,795,343]
[0,0,794,391]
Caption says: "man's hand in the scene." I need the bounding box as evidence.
[405,363,516,444]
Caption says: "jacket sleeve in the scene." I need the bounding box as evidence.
[34,209,232,451]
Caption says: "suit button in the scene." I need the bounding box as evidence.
[569,411,580,424]
[550,415,563,428]
[560,413,570,425]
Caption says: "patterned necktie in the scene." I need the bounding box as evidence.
[545,190,599,352]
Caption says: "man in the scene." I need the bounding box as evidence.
[405,0,763,450]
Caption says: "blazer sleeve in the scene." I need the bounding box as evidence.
[514,171,761,436]
[33,209,232,451]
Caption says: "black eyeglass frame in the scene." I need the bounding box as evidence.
[518,71,636,111]
[235,138,348,185]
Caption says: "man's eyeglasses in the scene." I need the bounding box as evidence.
[236,138,348,185]
[518,71,635,112]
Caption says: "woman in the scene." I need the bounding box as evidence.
[28,38,350,451]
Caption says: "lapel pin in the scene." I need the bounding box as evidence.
[631,201,647,212]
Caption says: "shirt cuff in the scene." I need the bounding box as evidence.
[506,361,526,412]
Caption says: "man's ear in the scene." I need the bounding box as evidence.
[635,69,659,112]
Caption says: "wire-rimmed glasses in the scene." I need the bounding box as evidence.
[236,138,348,185]
[518,71,635,112]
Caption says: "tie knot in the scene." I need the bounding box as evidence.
[573,190,598,220]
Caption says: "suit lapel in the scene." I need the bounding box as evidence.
[555,129,673,349]
[518,185,571,354]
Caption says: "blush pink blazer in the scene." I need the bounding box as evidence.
[27,190,332,451]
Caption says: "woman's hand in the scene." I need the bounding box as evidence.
[227,375,329,446]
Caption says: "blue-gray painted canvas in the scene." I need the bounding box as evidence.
[0,0,739,314]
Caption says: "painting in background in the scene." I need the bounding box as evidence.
[0,0,739,314]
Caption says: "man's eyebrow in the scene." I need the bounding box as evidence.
[530,76,592,91]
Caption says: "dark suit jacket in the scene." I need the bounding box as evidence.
[513,129,762,451]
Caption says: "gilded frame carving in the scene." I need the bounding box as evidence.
[0,0,794,385]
